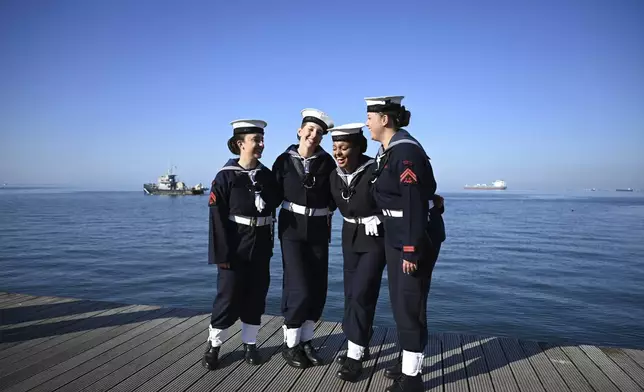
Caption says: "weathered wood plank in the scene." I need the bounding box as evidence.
[72,314,210,392]
[3,308,185,392]
[54,313,207,392]
[443,332,470,392]
[579,345,642,392]
[461,334,495,392]
[480,335,520,392]
[538,344,594,392]
[0,297,80,330]
[498,337,545,392]
[558,344,621,392]
[0,305,160,389]
[367,327,400,392]
[601,348,644,390]
[310,322,351,392]
[519,340,571,392]
[623,350,644,371]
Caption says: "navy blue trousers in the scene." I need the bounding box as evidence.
[386,240,441,352]
[280,239,329,328]
[210,255,270,329]
[341,249,387,347]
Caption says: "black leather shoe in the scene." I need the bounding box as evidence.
[335,347,371,365]
[282,344,310,369]
[384,355,402,379]
[335,357,363,382]
[201,342,220,370]
[386,374,423,392]
[243,343,261,365]
[301,340,323,366]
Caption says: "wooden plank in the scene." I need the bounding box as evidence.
[0,296,64,326]
[0,304,160,389]
[341,327,388,392]
[442,332,469,392]
[0,295,40,308]
[579,345,642,392]
[601,348,644,390]
[480,335,520,392]
[2,308,185,392]
[236,321,336,392]
[367,327,400,392]
[538,344,594,392]
[75,314,211,392]
[623,350,644,370]
[53,313,207,392]
[0,297,80,330]
[152,317,275,392]
[148,319,246,392]
[192,317,285,392]
[498,337,545,392]
[519,340,571,392]
[0,300,120,359]
[461,334,495,392]
[289,321,347,392]
[558,344,621,392]
[0,303,141,373]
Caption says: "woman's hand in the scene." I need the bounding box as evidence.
[219,263,231,269]
[402,260,417,274]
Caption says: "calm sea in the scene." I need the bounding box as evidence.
[1,188,643,349]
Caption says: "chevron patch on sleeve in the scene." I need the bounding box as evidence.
[400,168,418,184]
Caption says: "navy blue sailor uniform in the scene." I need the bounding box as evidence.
[366,96,445,386]
[329,151,386,355]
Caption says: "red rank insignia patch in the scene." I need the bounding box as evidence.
[208,190,217,206]
[403,245,415,252]
[400,168,417,184]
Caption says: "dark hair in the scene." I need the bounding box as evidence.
[332,134,367,154]
[227,134,244,155]
[381,106,411,129]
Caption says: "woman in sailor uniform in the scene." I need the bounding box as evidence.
[203,119,282,371]
[327,123,387,382]
[365,96,446,392]
[272,108,336,369]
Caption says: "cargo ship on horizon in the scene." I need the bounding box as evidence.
[143,167,207,196]
[464,179,507,190]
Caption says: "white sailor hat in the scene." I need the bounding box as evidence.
[301,108,334,133]
[329,123,365,137]
[230,119,267,134]
[364,95,405,112]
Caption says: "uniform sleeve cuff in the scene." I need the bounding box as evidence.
[402,246,419,263]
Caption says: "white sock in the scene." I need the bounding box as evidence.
[402,350,424,376]
[285,327,301,348]
[282,325,287,344]
[208,325,227,348]
[347,340,365,361]
[300,320,315,342]
[241,322,260,344]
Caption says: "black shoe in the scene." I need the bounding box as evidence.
[385,374,423,392]
[282,344,310,369]
[243,343,261,365]
[384,354,402,379]
[335,347,371,365]
[335,357,363,382]
[301,340,323,366]
[201,342,220,370]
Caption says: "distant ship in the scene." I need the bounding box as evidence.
[143,167,207,196]
[464,179,507,190]
[616,188,634,192]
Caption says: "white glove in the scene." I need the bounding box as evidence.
[363,216,381,236]
[254,192,266,213]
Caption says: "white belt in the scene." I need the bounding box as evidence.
[229,215,272,227]
[343,215,383,224]
[281,201,329,217]
[382,201,434,218]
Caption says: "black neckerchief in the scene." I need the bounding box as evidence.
[336,157,374,201]
[287,147,326,188]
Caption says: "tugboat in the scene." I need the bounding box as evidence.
[143,167,208,196]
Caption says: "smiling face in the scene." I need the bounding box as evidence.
[237,133,264,159]
[297,122,324,149]
[365,112,389,142]
[332,140,359,170]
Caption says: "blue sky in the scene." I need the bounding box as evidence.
[1,0,643,191]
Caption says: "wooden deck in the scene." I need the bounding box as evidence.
[0,292,642,392]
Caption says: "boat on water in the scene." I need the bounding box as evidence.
[616,188,634,192]
[464,179,507,190]
[143,168,208,196]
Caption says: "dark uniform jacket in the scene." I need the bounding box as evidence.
[329,154,384,253]
[208,159,282,266]
[272,144,336,244]
[371,130,446,263]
